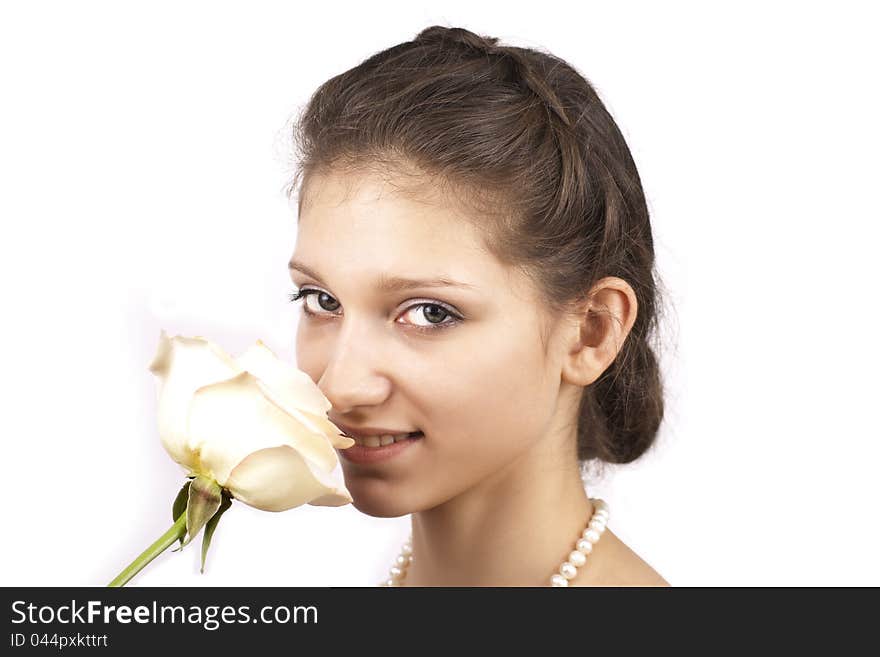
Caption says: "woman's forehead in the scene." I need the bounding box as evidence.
[296,172,490,261]
[293,169,541,304]
[300,167,475,221]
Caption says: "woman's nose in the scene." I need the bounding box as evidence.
[316,331,391,414]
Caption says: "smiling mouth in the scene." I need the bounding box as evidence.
[344,431,424,447]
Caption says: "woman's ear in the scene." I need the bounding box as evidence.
[560,277,639,386]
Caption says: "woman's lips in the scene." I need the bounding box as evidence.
[339,432,423,464]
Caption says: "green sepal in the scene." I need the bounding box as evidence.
[179,475,222,550]
[171,479,193,548]
[200,491,233,574]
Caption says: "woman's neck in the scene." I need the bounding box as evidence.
[401,456,596,587]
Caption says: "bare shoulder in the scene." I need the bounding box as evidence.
[571,528,670,587]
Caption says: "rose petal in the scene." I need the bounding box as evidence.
[187,370,342,486]
[210,338,353,448]
[148,331,243,469]
[224,445,352,511]
[287,407,356,450]
[235,340,331,419]
[307,490,354,507]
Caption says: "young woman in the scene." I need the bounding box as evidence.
[286,25,670,586]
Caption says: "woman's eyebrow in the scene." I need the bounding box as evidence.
[288,259,478,292]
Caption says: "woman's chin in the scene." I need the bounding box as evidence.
[343,480,417,518]
[349,495,412,518]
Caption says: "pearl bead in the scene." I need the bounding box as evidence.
[560,562,578,579]
[550,574,569,587]
[583,528,601,544]
[383,499,609,586]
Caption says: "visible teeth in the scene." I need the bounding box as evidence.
[355,433,416,447]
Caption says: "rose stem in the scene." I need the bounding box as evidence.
[107,513,188,587]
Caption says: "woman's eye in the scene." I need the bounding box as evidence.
[295,288,340,313]
[399,303,457,329]
[288,288,338,316]
[288,288,462,332]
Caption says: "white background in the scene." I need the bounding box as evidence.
[1,1,877,587]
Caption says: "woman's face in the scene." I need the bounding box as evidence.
[290,169,572,517]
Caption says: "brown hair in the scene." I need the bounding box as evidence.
[284,25,672,471]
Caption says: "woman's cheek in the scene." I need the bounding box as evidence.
[294,338,324,387]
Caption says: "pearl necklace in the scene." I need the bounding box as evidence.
[379,497,609,587]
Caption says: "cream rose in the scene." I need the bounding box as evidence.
[107,330,354,586]
[148,330,354,512]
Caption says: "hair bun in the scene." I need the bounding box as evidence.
[413,26,571,127]
[414,25,501,56]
